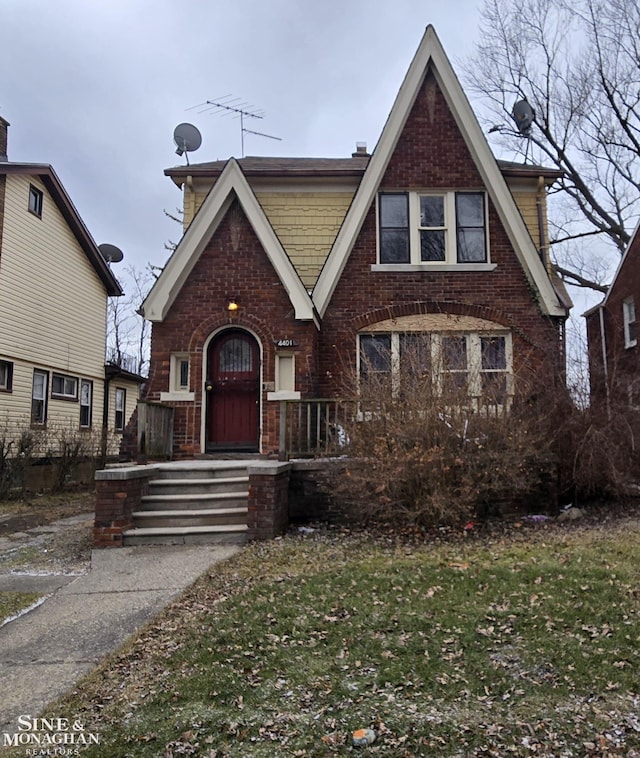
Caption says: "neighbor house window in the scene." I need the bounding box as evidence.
[31,370,48,424]
[80,380,93,428]
[623,297,637,348]
[0,360,13,392]
[628,379,640,409]
[51,373,78,400]
[358,331,511,406]
[114,387,126,432]
[28,185,43,218]
[378,191,487,265]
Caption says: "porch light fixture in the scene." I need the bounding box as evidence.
[227,298,239,313]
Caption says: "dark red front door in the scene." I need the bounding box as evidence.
[206,330,260,452]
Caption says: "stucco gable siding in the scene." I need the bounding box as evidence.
[255,191,354,288]
[0,175,107,378]
[183,188,353,289]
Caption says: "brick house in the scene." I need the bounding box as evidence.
[140,25,571,459]
[585,222,640,416]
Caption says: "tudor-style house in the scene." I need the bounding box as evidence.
[585,222,640,418]
[0,117,141,455]
[140,25,571,459]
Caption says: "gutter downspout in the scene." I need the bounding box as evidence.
[101,371,112,466]
[598,305,611,419]
[185,175,194,231]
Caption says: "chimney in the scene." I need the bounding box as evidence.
[352,141,369,157]
[0,116,9,161]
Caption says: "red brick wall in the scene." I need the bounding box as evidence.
[318,70,563,395]
[587,233,640,407]
[93,473,150,548]
[145,200,318,457]
[247,463,291,539]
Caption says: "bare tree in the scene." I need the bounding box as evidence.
[107,264,154,376]
[464,0,640,292]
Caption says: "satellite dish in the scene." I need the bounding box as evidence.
[173,123,202,162]
[98,243,124,264]
[512,100,535,136]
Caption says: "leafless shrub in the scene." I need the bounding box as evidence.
[326,341,563,528]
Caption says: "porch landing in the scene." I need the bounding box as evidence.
[94,459,291,547]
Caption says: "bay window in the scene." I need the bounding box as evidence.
[358,331,511,407]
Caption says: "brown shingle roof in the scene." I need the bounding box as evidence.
[165,155,371,182]
[165,154,562,184]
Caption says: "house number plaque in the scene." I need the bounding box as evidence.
[275,339,298,348]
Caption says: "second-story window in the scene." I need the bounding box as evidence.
[28,185,43,218]
[378,191,487,265]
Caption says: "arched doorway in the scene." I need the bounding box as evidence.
[205,329,260,452]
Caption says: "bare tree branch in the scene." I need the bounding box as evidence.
[463,0,640,293]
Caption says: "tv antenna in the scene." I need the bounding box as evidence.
[173,123,202,165]
[189,95,281,157]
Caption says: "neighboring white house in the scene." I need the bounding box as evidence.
[0,116,142,457]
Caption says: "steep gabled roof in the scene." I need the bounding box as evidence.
[583,219,640,317]
[0,162,123,296]
[142,159,316,323]
[313,25,567,319]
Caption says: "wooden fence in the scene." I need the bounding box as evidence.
[137,401,174,460]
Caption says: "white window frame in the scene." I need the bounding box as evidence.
[114,387,126,432]
[51,373,78,400]
[0,360,13,392]
[357,331,513,408]
[161,354,195,401]
[623,297,637,348]
[28,184,43,218]
[268,353,301,400]
[375,190,494,271]
[80,379,93,428]
[32,370,48,425]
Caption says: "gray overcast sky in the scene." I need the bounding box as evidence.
[2,0,482,278]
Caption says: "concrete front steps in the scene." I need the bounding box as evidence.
[122,461,250,546]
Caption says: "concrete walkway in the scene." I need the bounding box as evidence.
[0,544,240,733]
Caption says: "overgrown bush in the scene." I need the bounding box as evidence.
[324,343,568,528]
[49,426,97,492]
[0,423,39,498]
[323,341,640,528]
[557,400,640,503]
[0,420,101,497]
